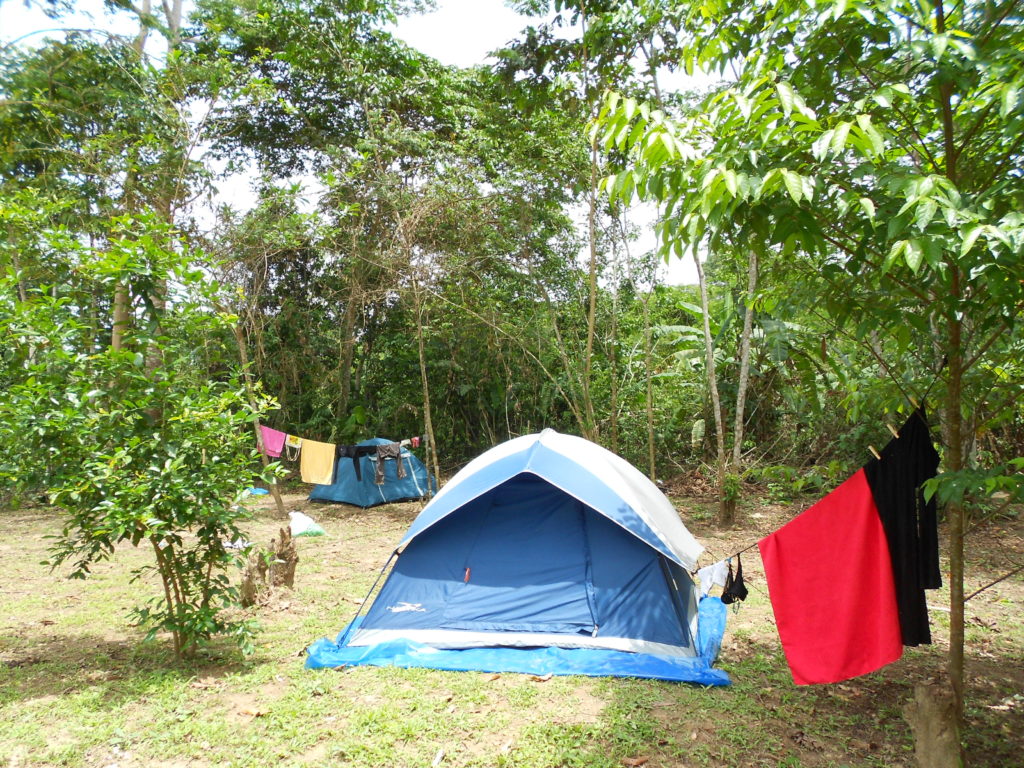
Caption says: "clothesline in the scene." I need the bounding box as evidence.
[692,407,943,686]
[257,423,428,487]
[701,409,924,569]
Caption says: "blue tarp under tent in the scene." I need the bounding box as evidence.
[306,429,730,685]
[308,437,434,508]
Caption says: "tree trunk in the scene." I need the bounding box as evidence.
[903,674,964,768]
[336,281,360,424]
[240,527,298,605]
[692,253,731,525]
[413,281,441,491]
[731,250,758,469]
[150,537,182,659]
[580,6,599,441]
[582,135,600,441]
[609,285,619,453]
[134,0,152,55]
[112,284,131,351]
[936,0,966,751]
[239,547,268,608]
[945,271,966,737]
[9,239,28,304]
[643,291,656,481]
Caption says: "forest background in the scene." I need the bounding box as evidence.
[1,0,1022,760]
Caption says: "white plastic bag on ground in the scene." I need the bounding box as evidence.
[289,511,325,537]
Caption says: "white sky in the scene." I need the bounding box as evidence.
[1,0,696,283]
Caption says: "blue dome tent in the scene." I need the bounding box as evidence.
[306,430,729,684]
[308,437,434,508]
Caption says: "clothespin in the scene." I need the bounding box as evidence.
[868,445,882,460]
[886,423,900,439]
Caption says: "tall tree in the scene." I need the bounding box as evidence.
[600,0,1024,759]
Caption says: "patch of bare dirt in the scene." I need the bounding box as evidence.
[571,684,607,725]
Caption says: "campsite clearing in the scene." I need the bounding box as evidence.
[1,491,1021,768]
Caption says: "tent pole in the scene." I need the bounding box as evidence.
[337,548,399,647]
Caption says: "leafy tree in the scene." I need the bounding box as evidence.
[192,0,619,463]
[600,0,1024,754]
[0,201,271,658]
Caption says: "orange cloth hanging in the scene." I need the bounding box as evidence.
[300,439,336,485]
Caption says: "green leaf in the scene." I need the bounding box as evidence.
[960,225,983,256]
[859,197,876,219]
[782,169,803,204]
[800,175,815,203]
[856,114,884,156]
[623,97,638,122]
[883,240,906,273]
[606,91,621,114]
[915,199,937,231]
[610,171,633,203]
[723,168,739,197]
[659,131,678,159]
[1001,83,1020,119]
[812,129,835,160]
[831,121,852,153]
[904,238,924,273]
[676,300,706,318]
[776,81,796,116]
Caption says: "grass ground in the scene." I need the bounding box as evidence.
[1,489,1021,767]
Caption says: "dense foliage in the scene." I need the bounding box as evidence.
[0,198,272,657]
[1,2,1021,706]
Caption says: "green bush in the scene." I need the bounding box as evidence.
[0,213,274,658]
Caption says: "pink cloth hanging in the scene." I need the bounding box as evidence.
[259,425,287,457]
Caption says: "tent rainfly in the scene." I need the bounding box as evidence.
[306,429,729,684]
[308,437,433,508]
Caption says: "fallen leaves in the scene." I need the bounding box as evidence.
[622,757,649,767]
[989,694,1023,711]
[189,677,221,690]
[969,616,1000,632]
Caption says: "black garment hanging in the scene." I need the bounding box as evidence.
[721,554,748,605]
[337,444,377,482]
[862,407,941,646]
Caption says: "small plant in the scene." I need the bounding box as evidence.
[722,472,742,503]
[750,463,849,503]
[0,215,274,658]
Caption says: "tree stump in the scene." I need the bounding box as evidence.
[238,527,298,606]
[239,546,269,608]
[902,675,965,768]
[269,526,298,588]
